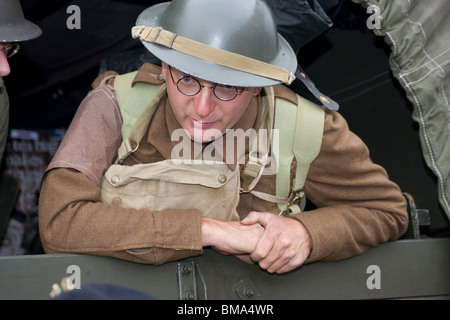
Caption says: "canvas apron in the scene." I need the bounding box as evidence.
[101,159,241,221]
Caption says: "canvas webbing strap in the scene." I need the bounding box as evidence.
[114,72,167,164]
[292,95,324,192]
[240,87,275,192]
[273,94,324,215]
[273,97,296,211]
[132,26,296,85]
[240,93,324,216]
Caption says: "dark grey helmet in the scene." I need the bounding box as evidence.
[135,0,297,87]
[0,0,42,42]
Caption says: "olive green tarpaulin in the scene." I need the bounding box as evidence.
[352,0,450,221]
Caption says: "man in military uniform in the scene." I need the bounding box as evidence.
[0,0,42,162]
[39,0,408,274]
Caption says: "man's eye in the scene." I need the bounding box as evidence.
[181,76,195,83]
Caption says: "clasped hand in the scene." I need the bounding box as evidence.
[201,211,312,274]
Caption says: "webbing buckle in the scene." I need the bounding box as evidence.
[150,27,178,49]
[288,192,303,207]
[248,150,268,165]
[284,191,305,216]
[240,164,260,192]
[240,151,268,192]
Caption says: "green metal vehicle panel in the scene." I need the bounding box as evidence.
[1,238,449,300]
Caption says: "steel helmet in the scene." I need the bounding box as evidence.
[133,0,297,87]
[0,0,42,42]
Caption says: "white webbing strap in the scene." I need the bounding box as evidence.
[132,26,296,85]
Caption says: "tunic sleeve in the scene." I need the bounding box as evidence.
[39,168,202,264]
[45,84,122,185]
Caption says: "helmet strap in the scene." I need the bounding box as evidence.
[132,26,295,85]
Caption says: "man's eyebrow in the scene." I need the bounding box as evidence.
[176,70,192,77]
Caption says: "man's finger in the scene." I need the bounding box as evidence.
[241,211,269,226]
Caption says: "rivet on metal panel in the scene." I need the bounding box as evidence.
[233,275,260,300]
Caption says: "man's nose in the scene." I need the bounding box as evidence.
[0,52,11,77]
[193,86,216,118]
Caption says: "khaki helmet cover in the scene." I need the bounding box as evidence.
[0,0,42,42]
[134,0,297,87]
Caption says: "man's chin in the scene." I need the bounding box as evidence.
[188,127,223,144]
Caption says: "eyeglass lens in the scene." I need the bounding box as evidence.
[1,43,20,58]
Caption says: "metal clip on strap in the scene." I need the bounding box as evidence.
[285,191,305,216]
[118,138,139,164]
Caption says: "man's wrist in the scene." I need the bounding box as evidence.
[201,217,218,247]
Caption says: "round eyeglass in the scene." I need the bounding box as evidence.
[1,43,20,59]
[169,66,245,101]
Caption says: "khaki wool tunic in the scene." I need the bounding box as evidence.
[38,63,408,265]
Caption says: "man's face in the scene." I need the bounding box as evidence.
[161,62,261,143]
[0,43,12,78]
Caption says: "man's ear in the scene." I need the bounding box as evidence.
[252,87,262,96]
